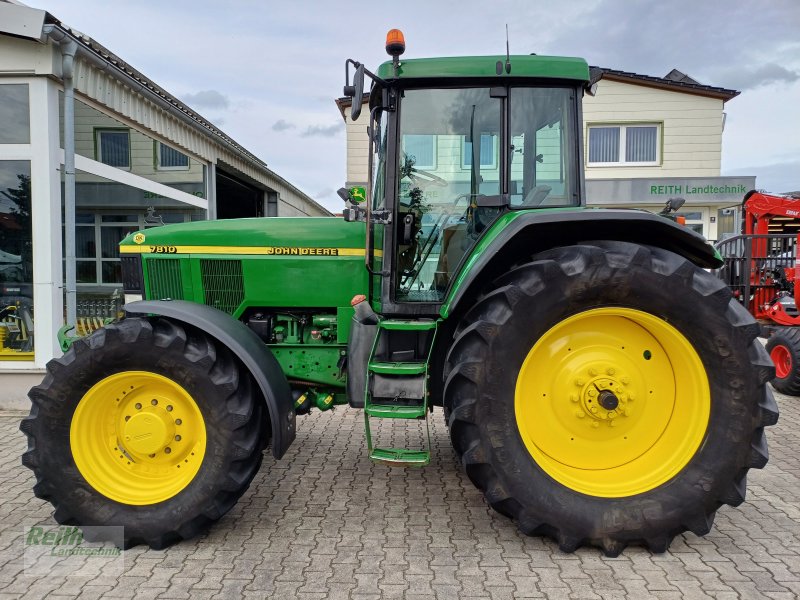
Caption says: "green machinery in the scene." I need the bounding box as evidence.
[21,31,778,556]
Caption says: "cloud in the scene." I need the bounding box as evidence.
[714,64,800,91]
[545,0,800,89]
[271,119,296,132]
[726,160,800,195]
[180,90,230,110]
[314,187,336,198]
[301,122,345,138]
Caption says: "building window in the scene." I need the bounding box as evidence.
[266,192,278,217]
[462,134,498,169]
[95,129,131,169]
[156,142,190,170]
[676,211,704,236]
[73,213,195,287]
[587,124,660,165]
[402,135,436,170]
[0,160,34,358]
[0,84,30,144]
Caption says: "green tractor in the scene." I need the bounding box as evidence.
[21,31,778,556]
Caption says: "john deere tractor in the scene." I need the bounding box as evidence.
[21,31,778,556]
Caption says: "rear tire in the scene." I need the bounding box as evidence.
[20,317,264,549]
[765,328,800,395]
[444,241,778,556]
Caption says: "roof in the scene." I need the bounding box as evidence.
[376,55,590,82]
[589,66,739,102]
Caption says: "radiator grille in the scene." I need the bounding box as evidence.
[147,259,184,300]
[201,259,244,314]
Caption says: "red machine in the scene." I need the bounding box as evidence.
[717,190,800,393]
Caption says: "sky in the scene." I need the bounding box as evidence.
[24,0,800,212]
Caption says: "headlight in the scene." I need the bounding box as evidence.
[120,255,143,294]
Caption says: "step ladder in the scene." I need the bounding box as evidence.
[364,318,438,466]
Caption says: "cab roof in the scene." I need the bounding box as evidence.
[376,55,590,82]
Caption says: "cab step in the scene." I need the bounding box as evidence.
[365,404,426,419]
[364,318,440,467]
[378,319,437,331]
[369,447,430,466]
[368,361,427,375]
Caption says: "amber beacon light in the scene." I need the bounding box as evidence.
[385,29,405,57]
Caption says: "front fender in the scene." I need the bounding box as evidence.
[441,208,722,318]
[124,300,295,459]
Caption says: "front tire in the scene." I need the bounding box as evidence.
[20,317,264,549]
[444,241,778,555]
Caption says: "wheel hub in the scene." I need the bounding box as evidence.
[574,371,634,426]
[123,411,174,455]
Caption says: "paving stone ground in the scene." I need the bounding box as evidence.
[0,389,798,599]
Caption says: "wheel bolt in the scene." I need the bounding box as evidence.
[175,419,182,425]
[588,389,596,397]
[621,377,630,385]
[151,399,158,406]
[570,394,578,403]
[166,405,173,412]
[609,420,616,427]
[590,406,598,414]
[575,378,585,387]
[607,368,616,376]
[623,408,631,416]
[588,368,598,376]
[175,435,182,441]
[135,403,142,410]
[164,447,171,454]
[592,422,599,428]
[575,410,585,418]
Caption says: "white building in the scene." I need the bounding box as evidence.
[583,67,752,240]
[336,64,753,242]
[0,2,330,399]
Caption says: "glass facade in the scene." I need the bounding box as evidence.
[64,169,205,328]
[61,95,206,198]
[55,94,208,331]
[0,160,34,359]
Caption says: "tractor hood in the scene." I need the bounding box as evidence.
[119,217,371,317]
[120,217,367,256]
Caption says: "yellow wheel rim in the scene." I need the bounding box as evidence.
[515,307,710,497]
[70,371,207,505]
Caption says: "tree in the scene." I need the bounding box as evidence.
[0,174,32,283]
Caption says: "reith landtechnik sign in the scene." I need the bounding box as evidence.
[586,176,756,206]
[649,183,748,196]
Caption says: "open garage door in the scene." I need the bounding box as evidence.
[216,168,264,219]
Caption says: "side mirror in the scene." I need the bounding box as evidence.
[339,186,367,222]
[661,197,686,214]
[350,65,365,121]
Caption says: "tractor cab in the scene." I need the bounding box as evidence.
[342,30,587,315]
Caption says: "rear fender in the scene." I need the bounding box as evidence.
[124,300,295,459]
[441,208,722,319]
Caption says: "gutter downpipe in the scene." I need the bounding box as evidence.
[43,25,78,326]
